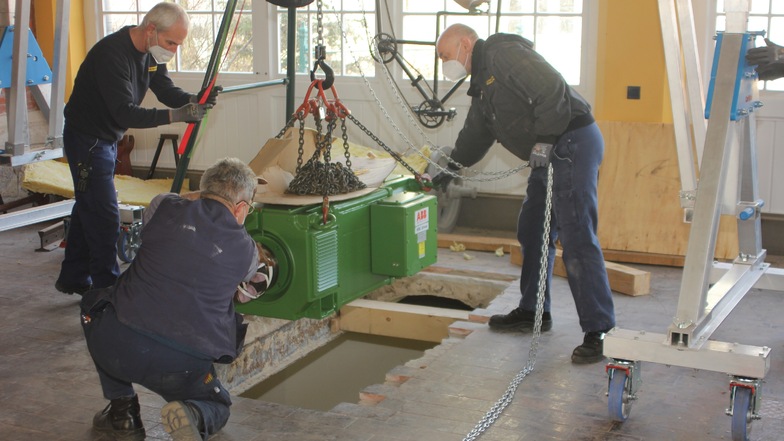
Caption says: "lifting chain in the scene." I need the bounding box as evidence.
[347,113,423,181]
[315,0,324,49]
[284,80,366,199]
[462,164,554,441]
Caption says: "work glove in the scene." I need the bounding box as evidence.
[746,38,784,81]
[529,143,553,168]
[431,171,455,192]
[191,85,223,106]
[170,102,212,123]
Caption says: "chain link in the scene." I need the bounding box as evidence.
[341,118,353,170]
[316,0,324,48]
[462,164,554,441]
[296,117,306,174]
[276,114,298,139]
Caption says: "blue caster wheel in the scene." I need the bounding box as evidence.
[731,386,752,441]
[608,368,631,422]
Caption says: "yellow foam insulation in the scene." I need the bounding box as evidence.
[345,140,431,177]
[22,160,188,207]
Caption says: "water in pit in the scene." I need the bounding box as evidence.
[240,332,436,411]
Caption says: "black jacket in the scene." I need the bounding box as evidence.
[451,34,593,166]
[65,26,193,142]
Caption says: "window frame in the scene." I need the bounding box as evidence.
[88,2,599,101]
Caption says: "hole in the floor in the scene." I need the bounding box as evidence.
[239,332,436,411]
[398,294,473,310]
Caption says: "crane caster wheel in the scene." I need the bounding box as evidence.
[607,368,633,422]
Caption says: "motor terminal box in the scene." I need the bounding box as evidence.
[370,190,437,277]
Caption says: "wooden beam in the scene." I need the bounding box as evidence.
[510,245,650,296]
[337,299,469,343]
[437,233,517,253]
[437,233,650,296]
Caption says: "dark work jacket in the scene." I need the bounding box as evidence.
[110,194,257,362]
[64,26,192,142]
[451,34,593,166]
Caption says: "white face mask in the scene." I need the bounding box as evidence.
[442,43,468,81]
[148,29,175,64]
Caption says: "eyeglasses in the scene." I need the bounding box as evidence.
[242,200,255,215]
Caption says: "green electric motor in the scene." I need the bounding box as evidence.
[236,176,438,320]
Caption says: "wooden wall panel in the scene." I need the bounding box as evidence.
[597,121,738,261]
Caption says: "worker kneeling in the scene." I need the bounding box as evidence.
[79,157,266,441]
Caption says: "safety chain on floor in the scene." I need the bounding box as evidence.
[462,163,554,441]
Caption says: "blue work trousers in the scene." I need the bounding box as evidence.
[82,303,231,440]
[58,124,120,289]
[517,122,615,333]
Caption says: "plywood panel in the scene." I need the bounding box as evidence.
[597,121,738,260]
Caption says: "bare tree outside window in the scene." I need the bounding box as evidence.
[100,0,254,74]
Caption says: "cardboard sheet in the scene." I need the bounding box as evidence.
[22,160,187,207]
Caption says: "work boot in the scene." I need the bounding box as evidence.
[571,331,607,364]
[488,307,552,332]
[161,400,204,441]
[55,280,92,295]
[92,394,145,441]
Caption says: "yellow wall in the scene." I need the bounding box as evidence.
[32,0,85,100]
[595,0,673,123]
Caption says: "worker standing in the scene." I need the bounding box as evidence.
[55,2,219,295]
[433,24,615,364]
[80,157,266,441]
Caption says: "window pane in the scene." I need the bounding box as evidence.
[278,12,311,74]
[139,0,159,11]
[179,14,213,71]
[184,0,217,12]
[536,15,581,84]
[500,0,535,13]
[343,0,375,11]
[770,17,784,42]
[716,16,726,32]
[402,15,438,80]
[749,0,769,15]
[343,13,376,76]
[537,0,582,14]
[404,1,445,13]
[104,14,139,34]
[773,2,784,14]
[747,16,768,32]
[222,13,253,72]
[103,1,138,12]
[498,16,535,40]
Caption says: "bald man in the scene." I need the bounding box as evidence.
[433,24,615,364]
[56,2,219,297]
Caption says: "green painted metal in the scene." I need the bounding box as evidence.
[370,190,438,277]
[237,176,437,320]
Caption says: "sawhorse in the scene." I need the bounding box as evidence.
[146,134,179,180]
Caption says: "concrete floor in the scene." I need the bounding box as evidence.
[1,221,783,441]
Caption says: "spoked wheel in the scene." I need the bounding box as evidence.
[426,147,461,233]
[608,368,632,422]
[731,387,753,441]
[416,99,446,128]
[117,225,141,263]
[370,33,397,64]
